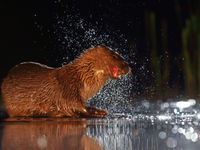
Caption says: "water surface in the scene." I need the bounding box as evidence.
[1,99,200,150]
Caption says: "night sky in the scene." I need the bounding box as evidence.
[0,0,192,94]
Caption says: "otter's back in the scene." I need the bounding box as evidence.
[2,62,54,88]
[1,62,55,116]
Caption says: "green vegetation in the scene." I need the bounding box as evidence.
[144,1,200,99]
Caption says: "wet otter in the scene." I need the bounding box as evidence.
[1,46,129,117]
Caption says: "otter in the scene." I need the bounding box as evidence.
[1,46,129,118]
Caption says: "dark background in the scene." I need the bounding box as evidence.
[0,0,199,98]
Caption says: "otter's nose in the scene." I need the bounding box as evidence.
[121,65,130,74]
[121,70,126,74]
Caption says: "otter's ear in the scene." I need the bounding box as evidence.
[97,45,105,48]
[97,45,107,50]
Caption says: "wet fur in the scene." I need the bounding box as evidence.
[1,46,129,117]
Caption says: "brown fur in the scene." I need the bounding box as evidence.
[1,46,129,117]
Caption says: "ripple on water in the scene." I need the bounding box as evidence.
[86,98,200,150]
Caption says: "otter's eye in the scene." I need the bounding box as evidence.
[112,55,118,59]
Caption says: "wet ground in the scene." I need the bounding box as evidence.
[1,99,200,150]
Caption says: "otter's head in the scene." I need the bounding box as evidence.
[95,46,130,79]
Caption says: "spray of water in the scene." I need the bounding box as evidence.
[34,0,137,115]
[48,10,200,134]
[34,1,200,117]
[32,1,200,149]
[87,70,134,115]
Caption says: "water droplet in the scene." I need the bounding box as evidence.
[171,125,178,134]
[191,132,198,142]
[166,137,177,148]
[185,131,192,140]
[142,100,150,109]
[173,108,178,114]
[158,131,167,139]
[178,128,185,134]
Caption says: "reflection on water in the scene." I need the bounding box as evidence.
[0,118,102,150]
[1,99,200,150]
[87,118,200,150]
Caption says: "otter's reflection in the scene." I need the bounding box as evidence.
[1,118,103,150]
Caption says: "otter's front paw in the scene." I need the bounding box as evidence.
[86,107,107,117]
